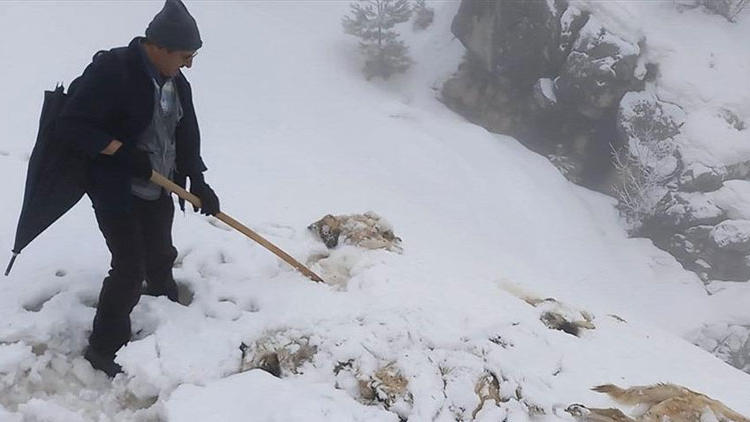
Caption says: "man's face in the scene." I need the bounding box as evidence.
[151,46,196,78]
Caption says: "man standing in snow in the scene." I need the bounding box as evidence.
[57,0,219,377]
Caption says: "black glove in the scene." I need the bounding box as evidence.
[189,174,220,216]
[113,144,152,180]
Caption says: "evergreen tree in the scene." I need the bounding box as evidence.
[342,0,413,80]
[412,0,434,30]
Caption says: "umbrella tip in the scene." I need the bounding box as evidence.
[4,252,18,276]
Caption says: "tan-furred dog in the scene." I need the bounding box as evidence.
[566,383,750,422]
[308,212,402,252]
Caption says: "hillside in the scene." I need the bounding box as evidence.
[0,2,748,421]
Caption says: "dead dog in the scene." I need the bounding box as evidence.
[500,282,595,336]
[566,383,750,422]
[308,212,402,252]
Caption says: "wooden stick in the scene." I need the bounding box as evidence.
[150,171,324,283]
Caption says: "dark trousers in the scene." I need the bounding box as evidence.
[89,193,178,357]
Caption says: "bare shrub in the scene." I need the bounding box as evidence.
[611,139,680,231]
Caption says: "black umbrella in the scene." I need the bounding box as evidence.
[5,85,86,276]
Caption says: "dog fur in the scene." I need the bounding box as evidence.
[499,282,595,336]
[308,212,402,252]
[566,383,750,422]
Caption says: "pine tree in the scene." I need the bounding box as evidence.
[342,0,413,80]
[412,0,434,30]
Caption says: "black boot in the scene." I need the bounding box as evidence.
[142,280,179,302]
[84,346,123,378]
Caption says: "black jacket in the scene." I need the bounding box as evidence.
[57,37,207,211]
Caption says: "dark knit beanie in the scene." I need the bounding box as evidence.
[146,0,202,51]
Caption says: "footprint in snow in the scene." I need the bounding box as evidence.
[263,223,296,239]
[176,281,194,306]
[23,289,63,312]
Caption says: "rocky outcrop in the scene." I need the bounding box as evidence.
[708,0,747,20]
[616,92,750,281]
[451,0,564,86]
[556,16,640,118]
[443,0,642,190]
[675,0,747,21]
[692,322,750,374]
[444,0,750,281]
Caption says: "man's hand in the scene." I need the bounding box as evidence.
[189,174,220,216]
[101,140,122,155]
[113,144,153,180]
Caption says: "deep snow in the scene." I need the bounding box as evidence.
[0,1,749,421]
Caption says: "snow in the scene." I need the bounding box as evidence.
[0,1,749,421]
[572,14,640,58]
[165,369,396,422]
[710,220,750,250]
[539,78,557,104]
[575,0,750,170]
[709,180,750,219]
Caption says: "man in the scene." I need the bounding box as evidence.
[56,0,219,377]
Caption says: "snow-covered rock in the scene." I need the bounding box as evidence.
[556,16,640,118]
[692,322,750,374]
[710,220,750,252]
[701,0,747,21]
[445,0,750,282]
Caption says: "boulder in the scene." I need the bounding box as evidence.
[650,191,725,230]
[616,91,685,188]
[710,220,750,252]
[451,0,564,86]
[532,78,558,110]
[678,162,724,193]
[618,91,685,145]
[666,222,750,281]
[701,0,747,21]
[556,17,640,118]
[558,5,590,58]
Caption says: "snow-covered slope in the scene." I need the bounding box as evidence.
[0,2,748,421]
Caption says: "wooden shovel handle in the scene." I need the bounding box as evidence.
[150,171,324,283]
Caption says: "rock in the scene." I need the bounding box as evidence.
[556,16,640,118]
[701,0,747,21]
[558,5,590,58]
[445,0,750,282]
[618,91,685,145]
[726,160,750,180]
[650,191,725,230]
[664,225,715,279]
[719,108,746,131]
[679,162,724,192]
[616,91,685,191]
[664,221,750,281]
[451,0,564,86]
[666,224,711,258]
[692,323,750,374]
[533,78,558,110]
[442,58,544,137]
[710,220,750,252]
[701,248,750,281]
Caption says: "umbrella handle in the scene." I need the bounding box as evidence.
[4,252,18,277]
